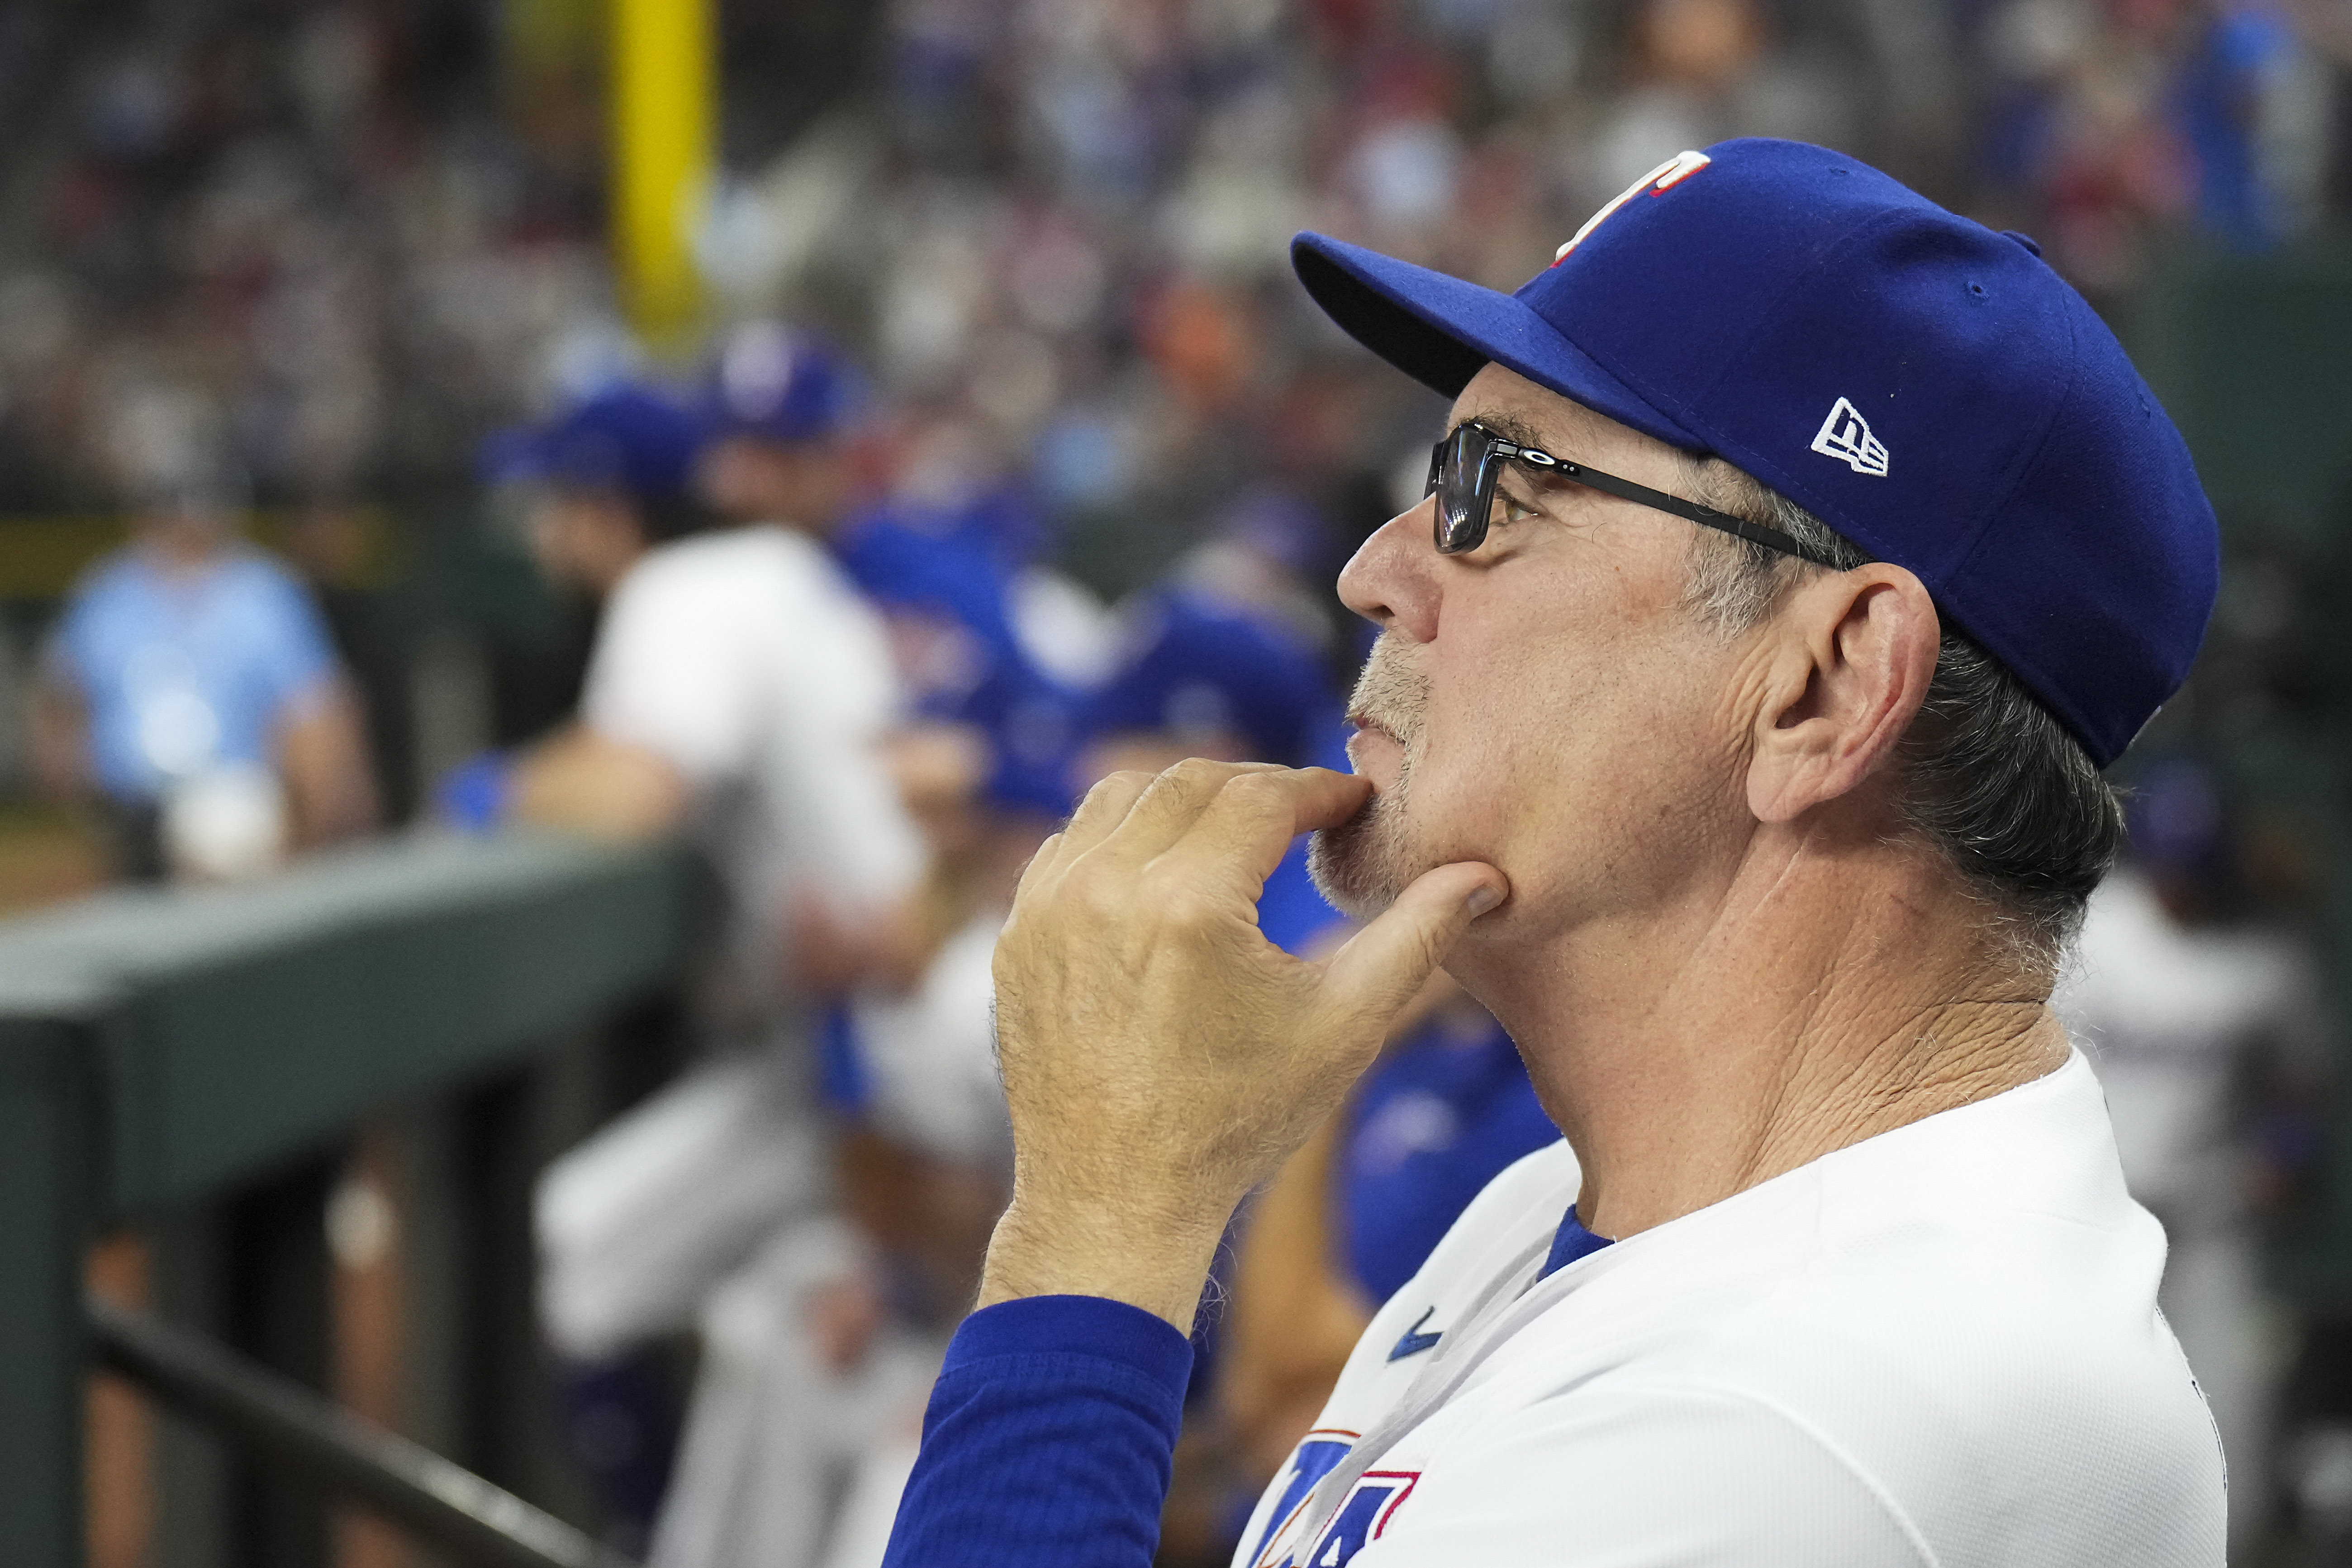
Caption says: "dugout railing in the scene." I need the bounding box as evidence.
[0,830,700,1568]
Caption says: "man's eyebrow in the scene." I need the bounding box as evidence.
[1446,411,1555,456]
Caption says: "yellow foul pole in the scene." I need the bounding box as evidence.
[610,0,714,351]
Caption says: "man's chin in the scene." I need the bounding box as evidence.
[1307,817,1406,923]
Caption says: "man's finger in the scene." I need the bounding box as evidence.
[1037,769,1158,878]
[1319,861,1507,1032]
[1012,832,1064,901]
[1150,766,1374,903]
[1087,757,1288,870]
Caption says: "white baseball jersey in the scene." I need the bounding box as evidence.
[1235,1050,2225,1567]
[584,524,925,1034]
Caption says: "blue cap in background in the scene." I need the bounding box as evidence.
[1081,589,1329,769]
[1292,138,2219,768]
[703,321,865,447]
[932,481,1055,572]
[481,383,703,504]
[2124,756,2227,878]
[835,508,1086,817]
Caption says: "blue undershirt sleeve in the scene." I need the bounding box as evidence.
[882,1294,1194,1568]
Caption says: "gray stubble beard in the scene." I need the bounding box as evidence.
[1307,638,1428,921]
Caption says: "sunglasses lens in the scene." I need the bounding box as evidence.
[1432,426,1491,554]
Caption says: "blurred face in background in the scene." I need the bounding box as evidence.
[698,435,856,535]
[526,484,648,599]
[135,492,240,573]
[1639,0,1764,91]
[886,722,993,862]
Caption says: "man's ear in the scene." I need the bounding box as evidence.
[1745,564,1939,825]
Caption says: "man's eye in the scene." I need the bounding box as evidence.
[1492,486,1540,527]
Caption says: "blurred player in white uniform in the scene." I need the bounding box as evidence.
[662,451,1129,1568]
[2055,760,2330,1554]
[645,331,1055,1568]
[479,361,929,1551]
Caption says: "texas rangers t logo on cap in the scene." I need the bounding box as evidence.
[1810,397,1890,477]
[1552,150,1712,263]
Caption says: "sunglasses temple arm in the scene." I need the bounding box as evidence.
[1691,509,1844,567]
[1566,465,1842,568]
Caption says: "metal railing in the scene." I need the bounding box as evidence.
[0,830,699,1567]
[89,1295,633,1568]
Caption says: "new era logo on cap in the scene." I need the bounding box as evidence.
[1810,397,1889,477]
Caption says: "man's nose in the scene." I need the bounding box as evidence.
[1337,497,1442,643]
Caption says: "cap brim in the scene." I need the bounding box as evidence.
[1290,233,1707,454]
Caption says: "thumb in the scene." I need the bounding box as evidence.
[1320,861,1506,1031]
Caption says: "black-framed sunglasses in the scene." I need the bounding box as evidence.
[1423,422,1843,566]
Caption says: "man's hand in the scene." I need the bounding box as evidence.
[979,760,1506,1331]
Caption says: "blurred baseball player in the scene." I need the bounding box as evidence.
[2056,760,2331,1553]
[480,354,932,1554]
[881,139,2228,1565]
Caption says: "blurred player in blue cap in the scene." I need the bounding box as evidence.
[702,444,1117,1568]
[834,502,1089,825]
[477,368,927,982]
[1080,589,1326,776]
[1078,494,1353,963]
[584,324,1048,1568]
[887,138,2230,1568]
[471,357,935,1559]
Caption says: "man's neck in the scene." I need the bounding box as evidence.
[1459,825,2070,1241]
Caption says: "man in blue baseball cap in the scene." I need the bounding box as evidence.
[881,140,2228,1566]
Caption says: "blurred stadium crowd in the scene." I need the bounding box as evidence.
[10,0,2352,1565]
[0,0,2347,534]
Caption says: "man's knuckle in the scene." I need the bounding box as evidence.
[1159,885,1225,934]
[1131,862,1177,910]
[1157,756,1236,803]
[1222,770,1288,808]
[1014,836,1060,883]
[1077,774,1137,814]
[1064,863,1127,921]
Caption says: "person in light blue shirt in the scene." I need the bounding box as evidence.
[53,549,341,799]
[34,470,373,879]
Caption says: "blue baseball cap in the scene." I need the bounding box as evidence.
[1292,138,2218,768]
[835,508,1087,816]
[1083,589,1330,769]
[484,383,701,503]
[703,321,865,446]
